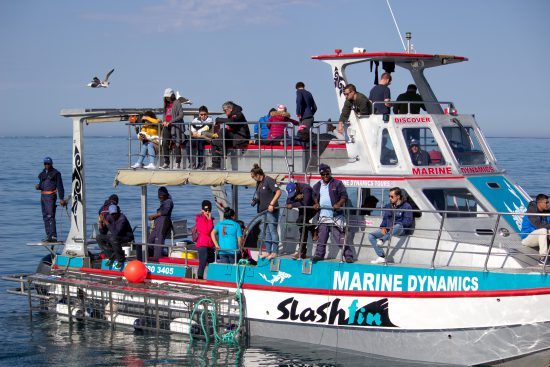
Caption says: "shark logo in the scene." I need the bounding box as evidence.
[259,271,292,286]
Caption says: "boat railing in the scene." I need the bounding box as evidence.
[371,100,456,114]
[125,120,347,175]
[246,205,550,273]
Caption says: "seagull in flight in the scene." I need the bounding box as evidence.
[87,68,114,88]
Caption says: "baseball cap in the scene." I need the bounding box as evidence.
[43,157,53,164]
[163,88,174,97]
[319,163,331,174]
[409,139,419,147]
[286,182,297,198]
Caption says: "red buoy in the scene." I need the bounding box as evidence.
[124,260,148,283]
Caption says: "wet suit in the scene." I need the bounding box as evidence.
[104,213,134,264]
[37,168,64,241]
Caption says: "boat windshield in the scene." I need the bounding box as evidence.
[442,124,488,166]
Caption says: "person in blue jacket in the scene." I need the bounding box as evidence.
[36,157,66,242]
[368,187,413,264]
[520,194,550,265]
[253,108,274,143]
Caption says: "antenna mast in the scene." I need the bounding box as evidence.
[386,0,406,52]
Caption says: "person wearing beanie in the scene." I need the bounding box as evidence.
[195,200,215,279]
[267,104,299,144]
[35,157,66,243]
[139,186,174,261]
[99,204,134,269]
[312,163,354,263]
[97,194,120,240]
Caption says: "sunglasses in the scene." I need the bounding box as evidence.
[203,207,211,212]
[320,172,331,176]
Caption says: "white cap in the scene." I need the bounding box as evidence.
[277,104,287,112]
[163,88,174,97]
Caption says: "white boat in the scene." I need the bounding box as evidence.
[4,43,550,366]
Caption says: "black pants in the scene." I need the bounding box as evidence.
[197,247,216,279]
[41,193,57,239]
[98,234,131,262]
[296,209,316,258]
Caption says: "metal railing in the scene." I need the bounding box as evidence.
[243,205,550,273]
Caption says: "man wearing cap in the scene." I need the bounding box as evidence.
[96,194,119,257]
[312,164,354,263]
[408,139,431,166]
[393,84,426,114]
[286,181,316,260]
[100,205,134,269]
[141,186,174,261]
[36,157,66,242]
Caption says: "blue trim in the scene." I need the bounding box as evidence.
[207,259,550,292]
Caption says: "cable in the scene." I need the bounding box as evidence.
[386,0,406,51]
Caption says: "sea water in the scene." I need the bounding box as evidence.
[0,136,549,366]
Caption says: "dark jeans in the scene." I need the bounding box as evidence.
[296,209,317,258]
[97,234,131,262]
[315,223,353,261]
[161,123,185,165]
[41,194,57,239]
[197,246,215,279]
[187,139,205,167]
[218,252,241,264]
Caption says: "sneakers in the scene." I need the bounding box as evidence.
[345,258,354,263]
[376,239,384,246]
[161,163,170,169]
[267,253,277,260]
[291,252,300,260]
[114,260,124,270]
[176,163,181,169]
[371,256,386,264]
[538,257,549,266]
[311,255,323,263]
[131,163,143,169]
[105,258,114,267]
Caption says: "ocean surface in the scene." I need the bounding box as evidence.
[0,136,549,366]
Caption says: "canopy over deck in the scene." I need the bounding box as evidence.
[312,51,467,68]
[114,169,286,187]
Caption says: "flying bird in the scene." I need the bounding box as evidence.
[87,68,114,88]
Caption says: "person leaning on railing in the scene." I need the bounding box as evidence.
[520,193,550,265]
[209,101,250,170]
[211,207,242,264]
[337,84,372,135]
[368,187,413,264]
[286,181,317,260]
[311,163,354,263]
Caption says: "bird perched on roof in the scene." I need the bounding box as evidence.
[87,68,115,88]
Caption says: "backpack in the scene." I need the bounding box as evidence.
[191,226,199,242]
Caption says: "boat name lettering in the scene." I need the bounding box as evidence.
[276,297,397,327]
[340,179,392,188]
[412,166,453,175]
[333,271,479,292]
[394,117,431,123]
[460,166,495,174]
[145,264,174,276]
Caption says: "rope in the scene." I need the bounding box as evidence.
[189,258,249,345]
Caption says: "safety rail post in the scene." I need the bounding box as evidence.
[221,122,226,170]
[342,206,350,263]
[543,241,550,275]
[430,212,447,269]
[257,121,262,167]
[383,207,396,264]
[483,214,501,272]
[128,124,132,167]
[188,124,193,169]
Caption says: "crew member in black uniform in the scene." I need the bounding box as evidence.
[36,157,66,242]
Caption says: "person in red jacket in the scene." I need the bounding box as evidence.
[267,104,299,145]
[195,200,215,279]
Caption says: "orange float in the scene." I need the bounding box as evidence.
[123,260,148,283]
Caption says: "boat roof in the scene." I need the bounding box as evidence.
[311,51,467,65]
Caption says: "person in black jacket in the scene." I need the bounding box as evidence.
[101,205,134,269]
[393,84,426,114]
[210,101,250,169]
[286,182,317,259]
[36,157,66,242]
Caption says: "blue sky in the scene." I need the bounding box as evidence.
[1,0,549,137]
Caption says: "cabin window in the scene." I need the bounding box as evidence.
[380,129,398,165]
[356,188,420,218]
[423,188,489,218]
[402,128,445,166]
[442,126,488,165]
